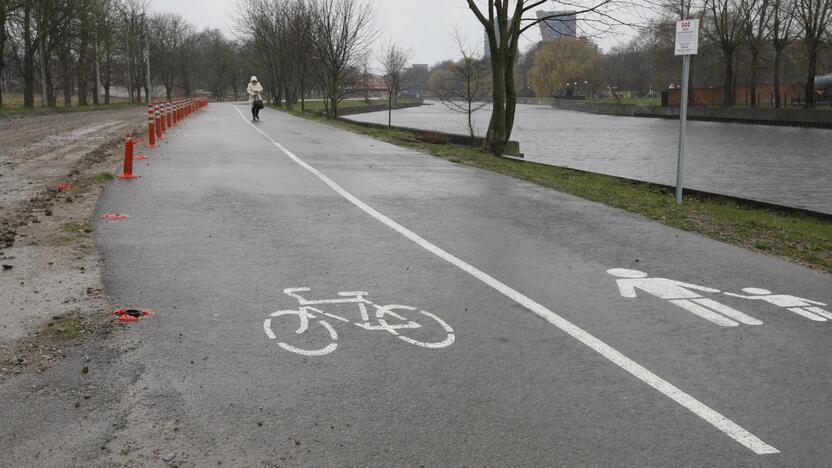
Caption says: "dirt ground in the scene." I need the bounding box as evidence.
[0,107,146,380]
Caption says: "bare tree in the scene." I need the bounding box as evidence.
[0,0,9,107]
[795,0,832,107]
[151,12,189,100]
[704,0,745,106]
[740,0,773,107]
[310,0,376,118]
[379,40,411,127]
[466,0,624,156]
[429,32,490,142]
[769,0,797,107]
[6,0,39,107]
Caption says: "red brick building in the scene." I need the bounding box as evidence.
[667,82,806,107]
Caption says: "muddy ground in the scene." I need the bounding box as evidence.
[0,108,210,467]
[0,107,145,378]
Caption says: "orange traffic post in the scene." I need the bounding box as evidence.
[160,101,167,133]
[147,105,157,149]
[166,101,172,128]
[155,102,163,140]
[118,134,138,180]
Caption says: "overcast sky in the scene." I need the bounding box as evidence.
[148,0,643,67]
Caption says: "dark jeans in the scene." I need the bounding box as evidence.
[251,105,260,119]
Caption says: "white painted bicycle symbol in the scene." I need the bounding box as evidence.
[263,288,455,356]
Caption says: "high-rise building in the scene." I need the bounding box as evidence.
[536,10,577,42]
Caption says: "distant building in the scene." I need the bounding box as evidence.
[536,10,577,42]
[356,75,388,99]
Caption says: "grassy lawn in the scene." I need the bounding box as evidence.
[274,105,832,274]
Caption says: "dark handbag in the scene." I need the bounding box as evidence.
[253,99,264,110]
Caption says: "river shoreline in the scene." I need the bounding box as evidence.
[520,98,832,129]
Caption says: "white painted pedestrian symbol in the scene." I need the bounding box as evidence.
[724,288,831,322]
[607,268,762,327]
[263,288,455,356]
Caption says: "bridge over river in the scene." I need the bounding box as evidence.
[347,103,832,215]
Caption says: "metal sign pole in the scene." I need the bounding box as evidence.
[676,54,691,204]
[673,18,698,204]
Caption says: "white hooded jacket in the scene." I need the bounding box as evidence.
[247,76,264,104]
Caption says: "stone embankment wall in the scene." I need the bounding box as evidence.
[539,98,832,129]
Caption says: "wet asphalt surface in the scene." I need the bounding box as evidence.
[86,103,831,466]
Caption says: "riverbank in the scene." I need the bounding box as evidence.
[546,99,832,128]
[295,98,424,116]
[277,106,832,274]
[346,103,832,215]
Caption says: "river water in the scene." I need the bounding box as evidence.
[346,103,832,214]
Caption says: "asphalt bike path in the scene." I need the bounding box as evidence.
[91,103,831,466]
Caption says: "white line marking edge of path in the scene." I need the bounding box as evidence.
[234,106,779,456]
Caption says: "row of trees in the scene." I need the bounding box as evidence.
[236,0,410,120]
[598,0,832,108]
[0,0,251,108]
[429,0,831,155]
[1,0,415,121]
[237,0,413,120]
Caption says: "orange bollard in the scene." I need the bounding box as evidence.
[155,102,163,140]
[147,105,157,149]
[160,101,167,133]
[119,134,139,180]
[166,101,172,128]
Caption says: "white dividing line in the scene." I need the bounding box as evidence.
[234,106,779,455]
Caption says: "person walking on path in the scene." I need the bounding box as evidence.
[247,76,265,121]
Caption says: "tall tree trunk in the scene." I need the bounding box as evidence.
[125,36,133,104]
[22,5,35,108]
[467,99,474,142]
[38,31,48,107]
[93,36,101,105]
[60,46,72,106]
[504,52,518,149]
[722,49,735,106]
[77,51,88,106]
[749,50,759,108]
[0,4,6,107]
[487,50,507,156]
[773,48,783,108]
[45,62,56,106]
[300,77,306,112]
[104,48,111,104]
[143,74,149,103]
[804,41,818,108]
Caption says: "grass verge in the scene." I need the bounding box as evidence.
[272,105,832,274]
[74,172,115,195]
[40,311,86,340]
